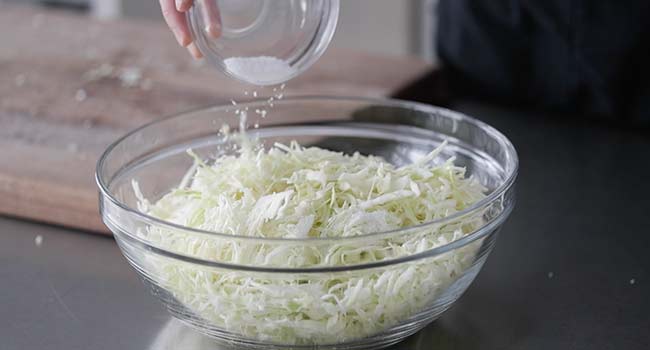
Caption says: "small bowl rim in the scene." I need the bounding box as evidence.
[96,95,518,247]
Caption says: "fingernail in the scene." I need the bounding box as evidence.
[205,24,221,38]
[188,42,203,59]
[175,31,191,47]
[175,0,186,12]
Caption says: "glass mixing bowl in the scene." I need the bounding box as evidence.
[188,0,339,86]
[96,97,517,349]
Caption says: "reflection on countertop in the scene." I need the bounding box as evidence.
[147,317,482,350]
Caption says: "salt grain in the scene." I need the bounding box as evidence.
[239,111,248,131]
[630,278,636,285]
[83,63,114,82]
[255,109,268,118]
[34,235,43,247]
[119,67,142,87]
[547,272,554,279]
[224,56,296,85]
[75,89,87,102]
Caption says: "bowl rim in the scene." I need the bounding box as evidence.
[110,201,513,273]
[96,95,518,246]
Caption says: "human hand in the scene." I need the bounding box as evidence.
[159,0,222,59]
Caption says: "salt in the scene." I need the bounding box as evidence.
[255,109,267,118]
[119,67,142,87]
[239,111,248,132]
[34,235,43,247]
[224,56,296,85]
[75,89,87,102]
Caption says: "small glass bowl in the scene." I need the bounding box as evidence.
[187,0,339,86]
[96,97,517,349]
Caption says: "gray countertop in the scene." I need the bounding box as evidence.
[2,101,649,350]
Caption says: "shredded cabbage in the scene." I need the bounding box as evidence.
[134,138,488,345]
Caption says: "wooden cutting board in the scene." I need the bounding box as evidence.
[0,4,433,234]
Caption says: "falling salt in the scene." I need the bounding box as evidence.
[119,67,142,87]
[239,111,248,131]
[224,56,296,85]
[35,235,43,247]
[83,63,114,82]
[630,279,636,285]
[75,89,87,102]
[547,272,554,279]
[229,82,288,133]
[254,109,267,118]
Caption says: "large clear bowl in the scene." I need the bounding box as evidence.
[96,96,517,349]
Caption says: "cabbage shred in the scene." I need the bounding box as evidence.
[134,139,488,345]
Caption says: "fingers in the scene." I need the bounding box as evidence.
[199,0,222,38]
[175,0,192,12]
[161,0,215,60]
[187,42,203,59]
[159,0,192,47]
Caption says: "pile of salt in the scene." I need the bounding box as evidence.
[224,56,296,85]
